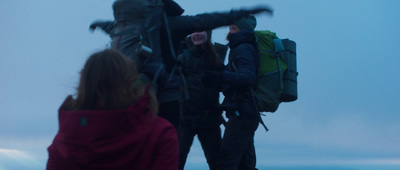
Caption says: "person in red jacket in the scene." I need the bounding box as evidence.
[46,49,178,170]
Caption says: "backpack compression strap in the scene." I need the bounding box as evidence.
[231,61,269,132]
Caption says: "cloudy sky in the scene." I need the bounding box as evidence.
[1,0,399,169]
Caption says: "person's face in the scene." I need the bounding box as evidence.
[229,25,241,34]
[190,31,208,45]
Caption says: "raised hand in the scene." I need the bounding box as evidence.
[246,5,274,16]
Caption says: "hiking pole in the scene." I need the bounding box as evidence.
[249,88,269,132]
[259,113,269,132]
[231,62,269,132]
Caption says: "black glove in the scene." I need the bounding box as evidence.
[246,5,274,16]
[202,71,223,86]
[89,20,114,34]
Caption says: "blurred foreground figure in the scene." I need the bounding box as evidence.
[46,49,178,170]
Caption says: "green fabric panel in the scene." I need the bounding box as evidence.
[255,30,288,76]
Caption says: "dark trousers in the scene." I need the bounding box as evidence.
[217,102,259,170]
[159,100,182,130]
[179,123,222,170]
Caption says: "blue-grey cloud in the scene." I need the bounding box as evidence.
[0,149,45,170]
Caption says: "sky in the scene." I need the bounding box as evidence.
[1,0,400,169]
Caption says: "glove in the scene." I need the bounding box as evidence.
[89,20,114,34]
[201,71,223,86]
[246,5,274,16]
[89,21,103,31]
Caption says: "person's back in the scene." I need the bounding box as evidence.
[46,49,178,170]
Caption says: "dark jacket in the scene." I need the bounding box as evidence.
[157,9,254,103]
[180,39,226,110]
[178,38,227,128]
[46,92,178,170]
[221,30,258,110]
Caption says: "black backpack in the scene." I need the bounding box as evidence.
[111,0,171,90]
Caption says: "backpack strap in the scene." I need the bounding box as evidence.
[152,64,165,92]
[110,29,141,38]
[274,39,286,91]
[161,12,189,100]
[276,52,284,91]
[162,10,179,80]
[179,49,191,70]
[257,35,285,93]
[163,12,177,61]
[175,49,191,100]
[231,61,269,132]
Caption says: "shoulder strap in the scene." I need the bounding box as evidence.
[161,11,189,100]
[230,61,269,132]
[181,49,191,67]
[214,43,228,64]
[163,12,177,61]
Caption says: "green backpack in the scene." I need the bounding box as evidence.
[251,30,297,113]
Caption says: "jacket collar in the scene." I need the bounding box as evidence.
[228,30,255,48]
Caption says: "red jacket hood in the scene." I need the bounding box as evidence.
[47,93,178,170]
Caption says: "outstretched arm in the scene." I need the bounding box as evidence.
[168,5,273,37]
[89,20,114,35]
